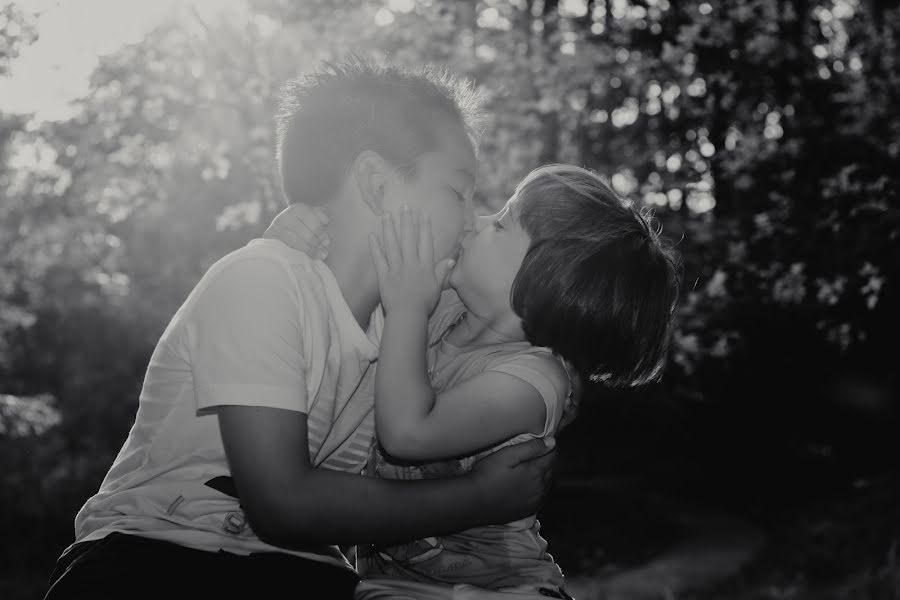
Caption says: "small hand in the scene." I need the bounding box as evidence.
[469,437,557,524]
[263,203,330,260]
[369,205,454,316]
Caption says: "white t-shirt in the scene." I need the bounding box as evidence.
[73,238,384,571]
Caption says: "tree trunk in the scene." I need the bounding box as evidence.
[538,0,561,163]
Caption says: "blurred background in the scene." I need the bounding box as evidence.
[1,0,898,598]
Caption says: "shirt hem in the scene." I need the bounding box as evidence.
[74,527,355,572]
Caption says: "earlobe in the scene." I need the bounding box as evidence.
[363,179,385,216]
[353,151,387,216]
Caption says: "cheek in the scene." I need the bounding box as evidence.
[429,202,465,258]
[434,227,461,259]
[492,245,525,291]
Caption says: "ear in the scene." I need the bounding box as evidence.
[351,151,388,216]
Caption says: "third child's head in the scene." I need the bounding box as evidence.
[450,164,681,387]
[275,57,482,261]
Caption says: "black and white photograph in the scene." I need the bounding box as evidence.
[0,0,898,598]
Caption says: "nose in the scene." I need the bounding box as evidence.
[459,215,485,251]
[474,214,492,233]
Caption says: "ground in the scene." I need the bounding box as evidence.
[540,472,900,600]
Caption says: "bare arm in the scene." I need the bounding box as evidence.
[373,309,434,446]
[218,405,554,550]
[375,309,546,461]
[371,207,548,460]
[226,206,555,549]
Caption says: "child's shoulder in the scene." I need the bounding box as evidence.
[483,350,573,437]
[487,350,571,402]
[194,239,344,322]
[490,348,568,377]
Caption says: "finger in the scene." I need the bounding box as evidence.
[292,219,329,246]
[312,205,330,226]
[284,203,324,233]
[433,257,455,293]
[294,208,330,245]
[266,225,312,255]
[399,205,418,263]
[532,448,557,471]
[541,457,556,482]
[382,213,402,268]
[315,206,331,248]
[368,233,389,285]
[418,212,434,266]
[411,208,422,262]
[282,229,308,252]
[290,225,328,258]
[267,205,328,247]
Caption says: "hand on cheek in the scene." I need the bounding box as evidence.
[369,206,450,315]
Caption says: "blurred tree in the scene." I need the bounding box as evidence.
[0,2,36,74]
[1,1,37,349]
[0,1,898,596]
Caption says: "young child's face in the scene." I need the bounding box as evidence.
[382,122,477,262]
[449,195,532,312]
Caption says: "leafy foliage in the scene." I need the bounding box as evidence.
[0,0,897,596]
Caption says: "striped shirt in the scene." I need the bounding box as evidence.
[359,291,575,591]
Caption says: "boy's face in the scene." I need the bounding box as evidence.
[382,123,477,262]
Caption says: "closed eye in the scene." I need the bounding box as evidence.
[451,189,466,204]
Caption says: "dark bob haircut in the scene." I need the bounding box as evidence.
[274,56,484,206]
[510,165,682,388]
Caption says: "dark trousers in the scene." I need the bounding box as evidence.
[44,532,360,600]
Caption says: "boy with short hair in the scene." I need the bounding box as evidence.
[45,58,554,600]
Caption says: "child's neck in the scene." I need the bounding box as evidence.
[446,306,526,348]
[322,211,381,331]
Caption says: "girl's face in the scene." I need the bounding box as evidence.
[449,195,532,312]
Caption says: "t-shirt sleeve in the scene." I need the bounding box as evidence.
[189,257,309,415]
[487,353,572,437]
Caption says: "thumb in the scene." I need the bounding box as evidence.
[434,257,456,290]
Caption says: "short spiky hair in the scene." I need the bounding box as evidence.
[510,164,682,388]
[274,56,484,206]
